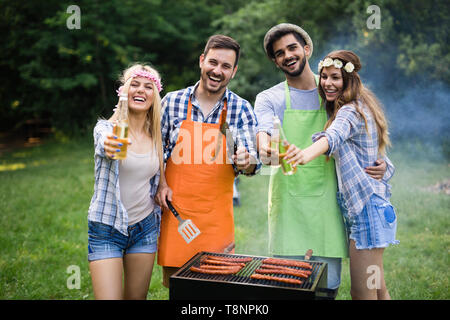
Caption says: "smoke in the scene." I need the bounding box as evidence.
[381,81,450,159]
[311,39,450,162]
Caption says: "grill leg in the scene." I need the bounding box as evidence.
[316,287,339,300]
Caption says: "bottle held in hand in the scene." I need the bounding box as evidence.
[113,94,129,160]
[273,116,297,176]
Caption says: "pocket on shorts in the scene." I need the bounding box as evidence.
[373,199,397,229]
[88,221,114,240]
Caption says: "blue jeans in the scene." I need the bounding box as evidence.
[274,255,342,290]
[338,193,399,250]
[88,213,159,262]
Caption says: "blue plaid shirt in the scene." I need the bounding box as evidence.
[87,120,161,236]
[161,82,261,175]
[312,102,395,217]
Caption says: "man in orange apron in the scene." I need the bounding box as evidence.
[156,35,260,287]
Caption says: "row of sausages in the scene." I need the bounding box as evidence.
[190,255,252,274]
[189,255,313,286]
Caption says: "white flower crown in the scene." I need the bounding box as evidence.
[318,57,355,73]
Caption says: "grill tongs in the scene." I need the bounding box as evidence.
[167,200,201,244]
[211,101,237,162]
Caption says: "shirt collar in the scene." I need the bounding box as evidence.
[190,81,229,105]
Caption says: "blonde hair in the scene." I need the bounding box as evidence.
[318,50,391,155]
[112,62,164,173]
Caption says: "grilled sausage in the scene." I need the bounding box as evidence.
[255,268,309,279]
[250,273,302,285]
[260,264,312,276]
[199,264,244,270]
[205,255,253,263]
[262,258,312,269]
[202,259,246,267]
[190,266,241,275]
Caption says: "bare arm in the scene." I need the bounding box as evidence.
[285,136,329,166]
[155,172,172,211]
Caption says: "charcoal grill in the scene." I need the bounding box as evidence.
[170,251,328,300]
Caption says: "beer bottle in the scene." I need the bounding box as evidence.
[112,94,129,159]
[272,116,297,175]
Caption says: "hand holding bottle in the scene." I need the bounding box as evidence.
[285,136,330,166]
[258,138,279,165]
[282,143,303,166]
[104,132,132,160]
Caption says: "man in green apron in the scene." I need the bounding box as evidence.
[254,23,391,298]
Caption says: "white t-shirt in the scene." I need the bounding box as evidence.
[119,148,159,225]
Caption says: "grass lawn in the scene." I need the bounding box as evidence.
[0,137,448,300]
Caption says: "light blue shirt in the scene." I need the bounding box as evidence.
[254,81,320,135]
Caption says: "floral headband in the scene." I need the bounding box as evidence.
[116,70,163,96]
[318,57,355,73]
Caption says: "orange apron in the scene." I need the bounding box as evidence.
[157,98,235,267]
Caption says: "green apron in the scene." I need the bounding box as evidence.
[268,77,348,258]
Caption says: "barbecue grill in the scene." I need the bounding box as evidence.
[170,251,329,300]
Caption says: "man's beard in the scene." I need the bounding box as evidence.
[282,55,307,77]
[201,72,228,94]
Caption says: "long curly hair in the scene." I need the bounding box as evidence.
[318,50,391,155]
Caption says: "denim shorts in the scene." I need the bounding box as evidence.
[88,213,160,262]
[338,193,400,250]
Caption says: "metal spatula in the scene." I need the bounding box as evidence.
[167,200,201,244]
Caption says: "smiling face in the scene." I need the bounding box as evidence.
[127,77,154,112]
[320,66,344,102]
[199,48,237,95]
[272,33,310,77]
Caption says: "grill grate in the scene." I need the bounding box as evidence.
[171,251,328,300]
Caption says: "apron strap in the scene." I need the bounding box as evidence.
[186,96,228,123]
[284,80,292,110]
[314,74,324,111]
[284,74,324,111]
[186,97,193,121]
[218,99,228,125]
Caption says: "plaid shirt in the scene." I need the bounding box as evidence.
[312,102,395,217]
[87,120,161,236]
[161,82,261,175]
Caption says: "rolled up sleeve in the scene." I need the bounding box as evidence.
[312,105,362,155]
[236,102,262,175]
[93,120,112,158]
[382,155,395,182]
[254,92,275,136]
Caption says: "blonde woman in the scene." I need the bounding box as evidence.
[87,63,170,299]
[284,50,399,299]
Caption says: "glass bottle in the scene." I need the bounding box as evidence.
[112,94,129,160]
[272,116,297,175]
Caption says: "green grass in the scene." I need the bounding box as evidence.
[0,137,448,299]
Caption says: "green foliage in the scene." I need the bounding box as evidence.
[0,0,448,135]
[0,139,448,299]
[0,0,232,134]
